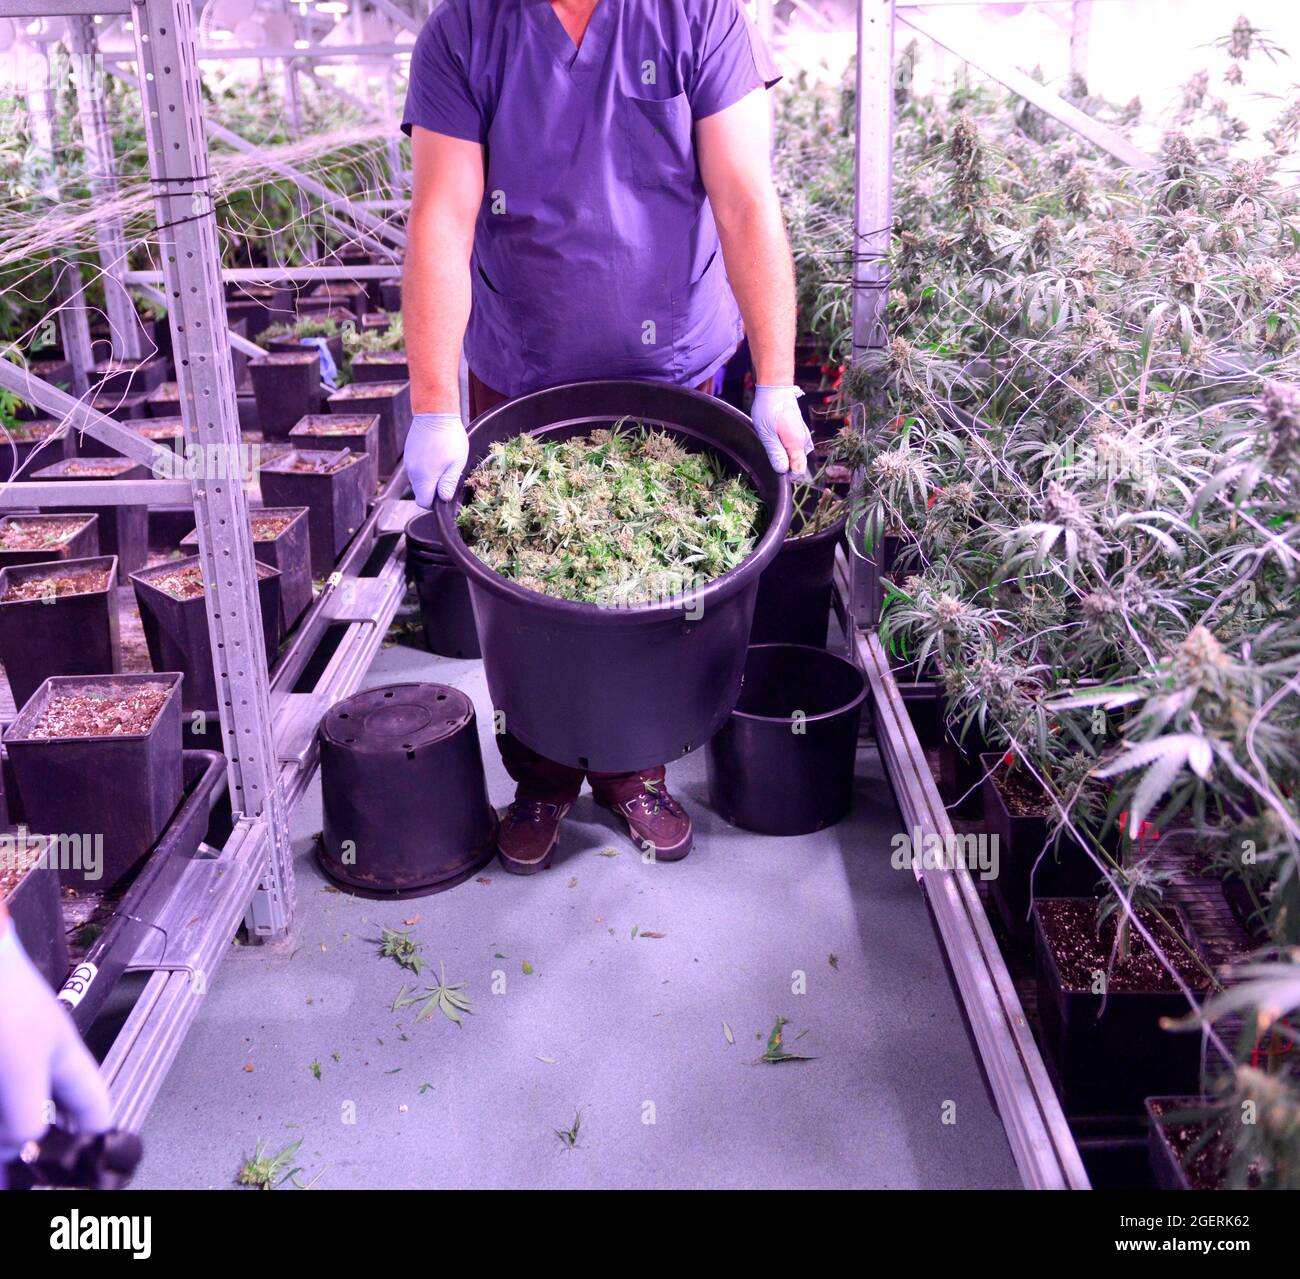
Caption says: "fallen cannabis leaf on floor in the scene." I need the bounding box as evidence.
[757,1016,818,1064]
[828,953,839,970]
[631,924,639,938]
[237,1137,304,1190]
[568,877,578,888]
[403,915,420,926]
[597,847,619,857]
[494,951,508,959]
[394,963,473,1027]
[536,1055,556,1064]
[375,927,424,975]
[476,877,492,885]
[640,931,666,939]
[723,1020,734,1045]
[310,1060,321,1081]
[522,960,534,975]
[419,1082,435,1094]
[554,1110,582,1149]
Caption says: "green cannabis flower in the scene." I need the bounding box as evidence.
[457,423,764,605]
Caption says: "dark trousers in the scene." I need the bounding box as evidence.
[468,368,688,807]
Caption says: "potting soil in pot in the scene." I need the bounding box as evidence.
[457,424,764,604]
[1038,899,1212,993]
[3,565,112,602]
[26,682,173,738]
[0,516,93,552]
[250,513,296,540]
[146,564,207,600]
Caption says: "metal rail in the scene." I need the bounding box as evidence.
[833,551,1090,1190]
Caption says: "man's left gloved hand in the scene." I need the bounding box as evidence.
[0,927,111,1184]
[405,412,469,507]
[751,385,814,477]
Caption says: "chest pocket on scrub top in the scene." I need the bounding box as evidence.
[619,92,695,190]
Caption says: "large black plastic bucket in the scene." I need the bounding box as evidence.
[749,505,847,648]
[706,643,867,835]
[405,512,480,659]
[317,683,496,896]
[433,380,793,773]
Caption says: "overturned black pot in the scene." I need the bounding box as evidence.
[317,683,496,895]
[707,643,866,835]
[405,512,480,659]
[433,380,793,773]
[0,555,121,710]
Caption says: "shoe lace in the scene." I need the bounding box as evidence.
[508,799,555,825]
[635,786,682,818]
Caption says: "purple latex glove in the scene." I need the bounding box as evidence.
[0,926,111,1182]
[405,412,469,507]
[751,385,814,477]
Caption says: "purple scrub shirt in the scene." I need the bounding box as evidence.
[402,0,780,399]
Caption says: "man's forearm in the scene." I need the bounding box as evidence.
[403,210,473,416]
[713,189,796,387]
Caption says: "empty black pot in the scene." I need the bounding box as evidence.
[706,643,867,835]
[406,513,480,659]
[317,683,496,895]
[749,503,847,648]
[432,380,793,773]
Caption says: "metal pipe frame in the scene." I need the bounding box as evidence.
[67,13,143,362]
[24,49,96,397]
[125,264,402,284]
[107,62,407,255]
[832,553,1090,1189]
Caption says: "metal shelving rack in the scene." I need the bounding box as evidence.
[0,0,412,1125]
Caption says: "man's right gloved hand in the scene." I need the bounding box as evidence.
[405,412,469,507]
[0,926,111,1183]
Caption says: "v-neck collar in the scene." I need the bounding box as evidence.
[524,0,616,73]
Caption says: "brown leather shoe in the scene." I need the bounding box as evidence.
[497,798,573,875]
[597,779,693,862]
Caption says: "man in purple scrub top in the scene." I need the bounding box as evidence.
[401,0,811,875]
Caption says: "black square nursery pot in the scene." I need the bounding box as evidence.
[29,456,149,574]
[0,513,99,569]
[0,418,70,481]
[1032,898,1213,1118]
[326,379,410,479]
[980,752,1100,951]
[350,350,410,385]
[4,671,185,892]
[130,556,281,719]
[248,350,322,439]
[145,380,183,418]
[88,356,167,397]
[0,832,68,988]
[181,506,312,636]
[258,448,369,577]
[0,555,121,710]
[289,413,381,492]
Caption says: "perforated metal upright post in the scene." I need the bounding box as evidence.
[130,0,295,938]
[67,14,142,363]
[847,0,894,626]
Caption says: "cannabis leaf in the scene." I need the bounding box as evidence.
[758,1016,817,1064]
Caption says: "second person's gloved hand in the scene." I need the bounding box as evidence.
[0,926,111,1184]
[751,385,814,477]
[405,412,469,507]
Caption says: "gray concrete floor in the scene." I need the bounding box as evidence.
[131,629,1020,1190]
